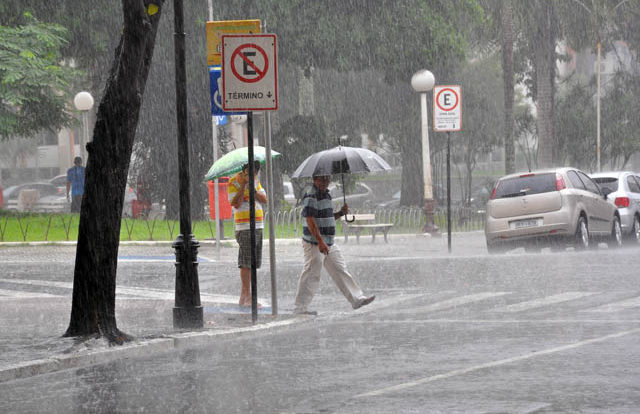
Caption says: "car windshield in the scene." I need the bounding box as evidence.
[494,173,556,199]
[592,177,618,193]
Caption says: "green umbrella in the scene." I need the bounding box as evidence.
[204,146,281,181]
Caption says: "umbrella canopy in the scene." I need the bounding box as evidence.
[291,146,392,178]
[204,146,281,181]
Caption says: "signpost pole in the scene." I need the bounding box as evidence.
[264,110,278,315]
[212,117,221,260]
[447,131,452,253]
[247,112,258,323]
[222,33,278,323]
[433,85,461,254]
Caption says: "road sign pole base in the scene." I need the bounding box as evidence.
[423,199,441,236]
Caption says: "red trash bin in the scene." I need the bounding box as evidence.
[208,177,232,220]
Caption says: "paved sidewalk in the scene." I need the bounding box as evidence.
[0,295,306,383]
[0,232,480,383]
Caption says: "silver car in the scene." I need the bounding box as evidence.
[591,171,640,244]
[485,168,621,253]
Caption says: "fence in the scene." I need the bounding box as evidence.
[0,207,486,242]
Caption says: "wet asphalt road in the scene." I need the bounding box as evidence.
[1,234,640,413]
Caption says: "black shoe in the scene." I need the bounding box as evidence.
[352,295,375,310]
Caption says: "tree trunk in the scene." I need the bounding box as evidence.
[502,0,515,174]
[533,1,556,168]
[64,0,164,343]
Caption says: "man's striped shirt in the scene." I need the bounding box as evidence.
[301,185,335,246]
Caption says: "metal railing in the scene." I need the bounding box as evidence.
[0,206,486,242]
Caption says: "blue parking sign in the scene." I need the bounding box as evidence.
[209,66,244,116]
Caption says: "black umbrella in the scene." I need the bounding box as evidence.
[291,146,392,220]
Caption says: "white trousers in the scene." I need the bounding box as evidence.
[294,241,364,312]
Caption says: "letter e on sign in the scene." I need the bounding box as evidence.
[433,85,461,132]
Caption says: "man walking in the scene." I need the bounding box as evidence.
[228,161,267,307]
[294,174,375,315]
[66,156,85,213]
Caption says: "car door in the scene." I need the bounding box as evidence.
[629,175,640,219]
[566,170,590,227]
[577,171,611,233]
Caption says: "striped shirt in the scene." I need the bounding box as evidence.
[228,174,266,231]
[301,185,335,246]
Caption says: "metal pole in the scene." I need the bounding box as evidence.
[262,20,277,315]
[447,132,451,253]
[247,112,258,323]
[212,117,221,260]
[264,109,278,315]
[421,92,438,234]
[172,0,202,328]
[596,41,601,172]
[206,0,221,259]
[82,111,89,161]
[421,92,433,200]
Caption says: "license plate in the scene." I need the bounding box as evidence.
[510,218,541,229]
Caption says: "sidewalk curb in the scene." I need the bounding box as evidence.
[0,316,311,384]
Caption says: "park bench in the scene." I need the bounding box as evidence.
[341,213,394,244]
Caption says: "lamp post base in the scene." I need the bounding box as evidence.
[422,199,441,236]
[172,234,203,329]
[173,306,203,328]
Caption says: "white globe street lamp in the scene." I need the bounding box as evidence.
[411,69,438,234]
[73,91,94,161]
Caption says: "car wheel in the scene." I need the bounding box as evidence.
[626,215,640,245]
[574,216,589,250]
[608,216,623,248]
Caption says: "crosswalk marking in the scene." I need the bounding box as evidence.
[0,278,638,316]
[0,278,256,304]
[490,292,597,313]
[0,288,59,299]
[583,296,640,313]
[392,292,511,315]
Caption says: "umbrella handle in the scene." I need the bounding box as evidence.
[340,172,355,222]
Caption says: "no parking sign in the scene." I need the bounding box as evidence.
[222,34,278,111]
[433,85,461,132]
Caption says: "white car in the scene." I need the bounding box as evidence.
[485,168,621,253]
[591,171,640,243]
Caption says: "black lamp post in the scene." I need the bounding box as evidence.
[172,0,202,328]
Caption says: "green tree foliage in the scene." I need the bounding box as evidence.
[0,12,78,139]
[215,0,486,207]
[555,81,596,170]
[454,55,504,203]
[601,71,640,169]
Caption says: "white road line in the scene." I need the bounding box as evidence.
[391,292,511,315]
[490,292,597,313]
[584,296,640,313]
[0,288,59,299]
[335,319,640,325]
[0,278,246,304]
[355,328,640,398]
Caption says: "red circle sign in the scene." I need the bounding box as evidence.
[230,43,269,84]
[436,88,459,112]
